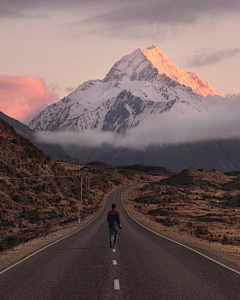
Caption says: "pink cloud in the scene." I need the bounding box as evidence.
[65,86,75,93]
[0,75,59,124]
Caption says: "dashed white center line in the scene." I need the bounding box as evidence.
[112,249,116,253]
[114,279,120,290]
[113,260,117,265]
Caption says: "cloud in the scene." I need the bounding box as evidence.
[0,75,59,124]
[65,86,75,94]
[37,95,240,150]
[0,0,104,19]
[187,48,240,67]
[122,96,240,148]
[1,1,240,26]
[73,0,240,37]
[1,1,240,40]
[37,130,116,148]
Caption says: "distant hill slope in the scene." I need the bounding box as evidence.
[117,164,173,177]
[0,111,33,134]
[61,139,240,173]
[160,168,231,188]
[0,118,52,177]
[0,111,72,162]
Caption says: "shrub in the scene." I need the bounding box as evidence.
[221,235,229,245]
[195,225,209,238]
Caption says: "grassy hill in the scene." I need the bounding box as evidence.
[0,118,167,250]
[128,168,240,246]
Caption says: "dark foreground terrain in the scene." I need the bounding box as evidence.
[1,186,240,300]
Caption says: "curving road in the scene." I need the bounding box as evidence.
[1,184,240,300]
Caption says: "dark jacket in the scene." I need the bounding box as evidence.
[107,209,121,229]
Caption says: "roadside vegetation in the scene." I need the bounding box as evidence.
[129,168,240,247]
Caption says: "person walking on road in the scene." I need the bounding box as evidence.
[107,203,121,248]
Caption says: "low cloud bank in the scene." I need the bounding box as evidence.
[37,95,240,150]
[0,75,59,124]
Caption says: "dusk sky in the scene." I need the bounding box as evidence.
[0,0,240,123]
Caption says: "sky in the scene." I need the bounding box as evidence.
[0,0,240,123]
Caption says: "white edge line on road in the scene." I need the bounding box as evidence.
[113,260,117,265]
[121,190,240,276]
[0,187,125,276]
[113,249,116,253]
[114,279,120,290]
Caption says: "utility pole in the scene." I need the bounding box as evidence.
[44,176,48,202]
[85,175,87,191]
[86,175,89,191]
[80,175,83,202]
[77,205,81,224]
[88,176,91,190]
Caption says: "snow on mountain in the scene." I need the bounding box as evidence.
[29,45,222,133]
[103,45,223,97]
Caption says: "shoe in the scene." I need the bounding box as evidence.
[113,244,115,248]
[110,242,113,248]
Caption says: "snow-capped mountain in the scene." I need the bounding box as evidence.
[29,45,222,133]
[103,45,222,97]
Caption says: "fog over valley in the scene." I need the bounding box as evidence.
[37,95,240,150]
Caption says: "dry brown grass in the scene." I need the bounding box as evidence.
[0,191,110,272]
[122,185,240,267]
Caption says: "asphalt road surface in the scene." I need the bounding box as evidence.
[1,184,240,300]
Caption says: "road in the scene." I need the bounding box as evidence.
[1,184,240,300]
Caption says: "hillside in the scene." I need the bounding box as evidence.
[117,164,173,177]
[160,168,231,188]
[128,168,240,246]
[0,119,167,250]
[60,139,240,173]
[0,111,71,162]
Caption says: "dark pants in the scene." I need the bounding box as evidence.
[109,227,119,246]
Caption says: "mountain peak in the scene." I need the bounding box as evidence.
[104,45,223,97]
[146,44,158,50]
